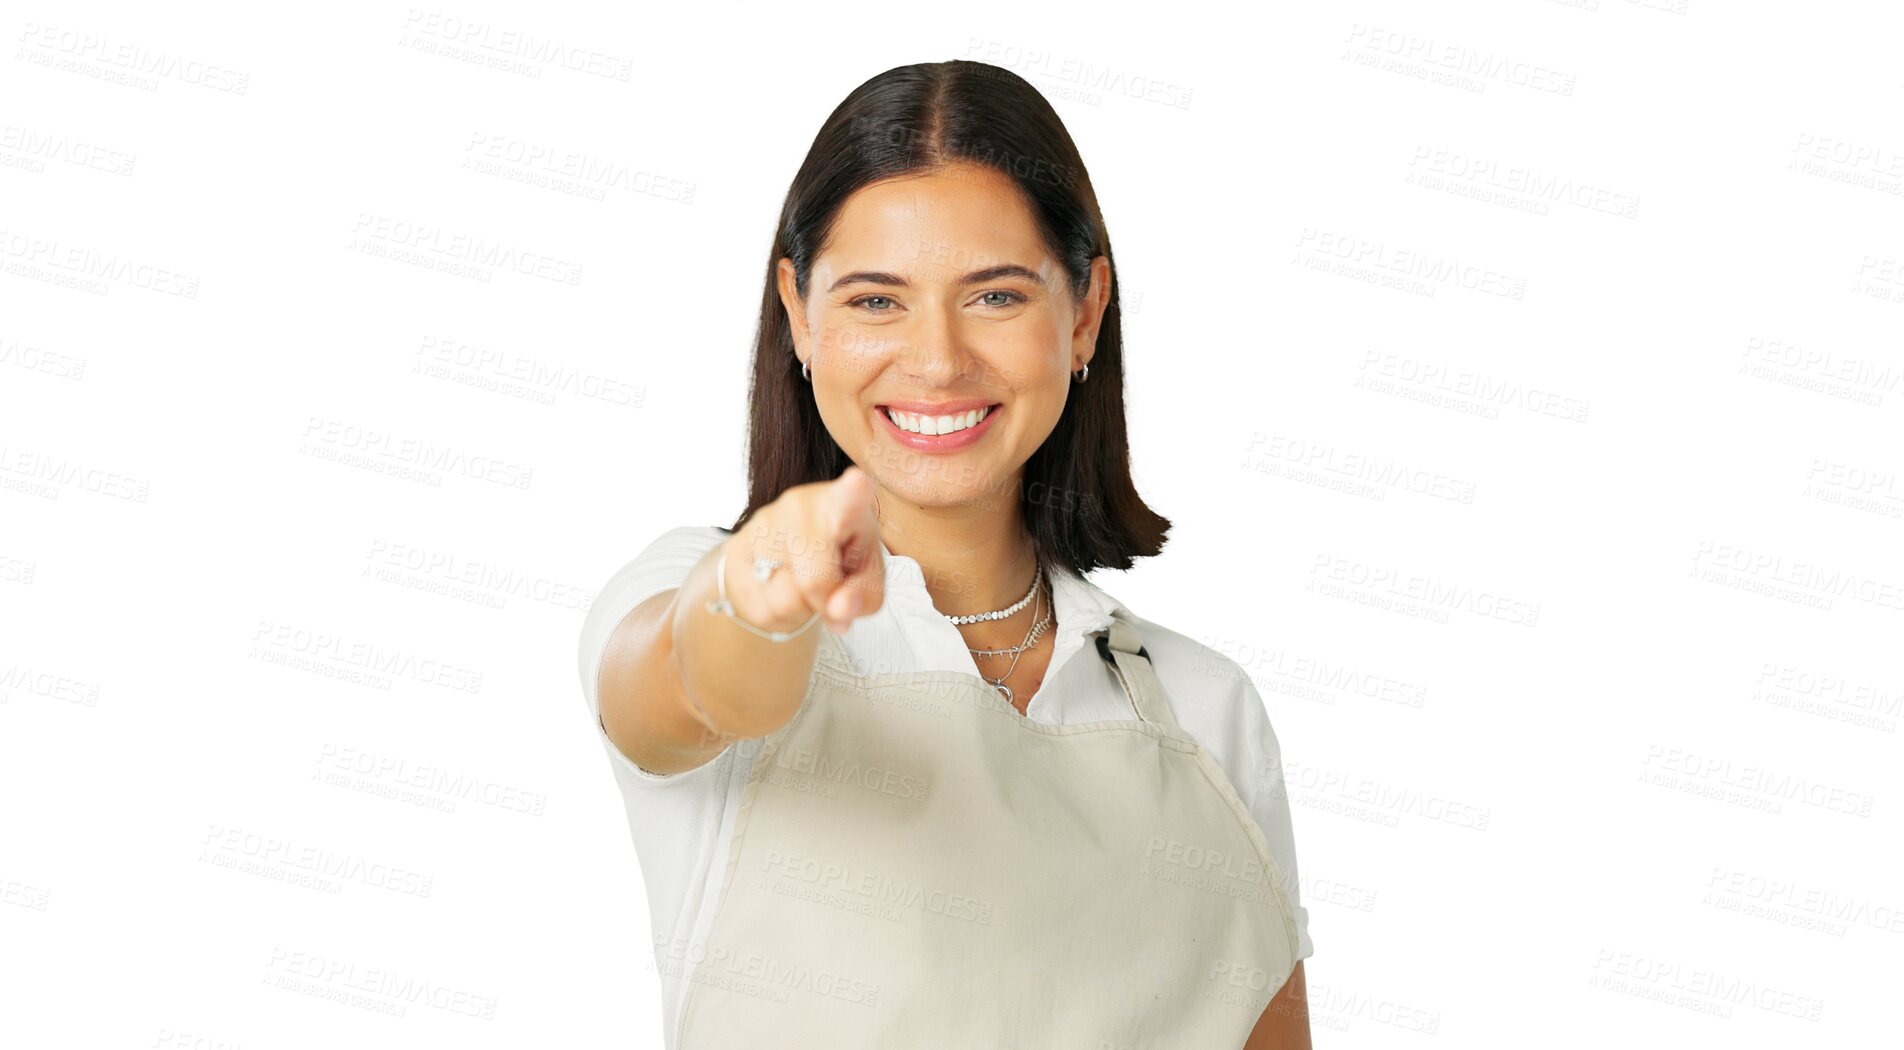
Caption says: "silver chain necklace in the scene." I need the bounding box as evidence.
[966,568,1052,656]
[959,567,1051,705]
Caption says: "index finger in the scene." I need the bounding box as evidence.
[825,467,883,614]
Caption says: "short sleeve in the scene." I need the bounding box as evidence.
[576,525,732,781]
[1243,692,1316,965]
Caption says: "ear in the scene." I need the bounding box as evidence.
[1070,256,1112,371]
[776,257,811,364]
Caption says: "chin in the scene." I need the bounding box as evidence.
[868,463,1014,515]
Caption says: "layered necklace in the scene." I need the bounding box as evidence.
[948,564,1053,707]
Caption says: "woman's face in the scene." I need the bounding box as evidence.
[778,161,1110,512]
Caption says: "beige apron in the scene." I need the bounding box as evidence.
[673,609,1300,1048]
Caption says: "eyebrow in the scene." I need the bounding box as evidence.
[827,264,1046,293]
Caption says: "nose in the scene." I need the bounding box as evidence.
[892,302,983,389]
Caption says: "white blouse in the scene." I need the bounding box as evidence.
[576,525,1314,1046]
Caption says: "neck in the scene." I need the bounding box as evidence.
[875,483,1043,646]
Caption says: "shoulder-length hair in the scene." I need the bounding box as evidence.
[728,59,1169,574]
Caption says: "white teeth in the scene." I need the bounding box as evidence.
[886,405,991,436]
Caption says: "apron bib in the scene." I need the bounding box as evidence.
[673,609,1299,1048]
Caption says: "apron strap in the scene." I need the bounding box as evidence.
[1094,611,1180,731]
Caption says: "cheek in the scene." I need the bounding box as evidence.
[982,333,1068,397]
[826,324,908,378]
[815,383,869,430]
[1026,389,1070,434]
[993,379,1070,447]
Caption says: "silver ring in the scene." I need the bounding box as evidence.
[751,555,781,582]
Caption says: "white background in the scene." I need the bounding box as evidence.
[3,1,1900,1047]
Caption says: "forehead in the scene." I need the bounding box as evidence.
[816,163,1055,283]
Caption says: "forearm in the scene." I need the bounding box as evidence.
[669,535,824,741]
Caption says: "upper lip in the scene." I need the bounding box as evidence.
[876,398,999,414]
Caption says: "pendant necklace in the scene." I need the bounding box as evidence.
[969,568,1051,706]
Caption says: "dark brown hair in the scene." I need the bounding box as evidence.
[727,60,1169,574]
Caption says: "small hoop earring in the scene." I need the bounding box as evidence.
[1072,363,1089,384]
[801,358,811,382]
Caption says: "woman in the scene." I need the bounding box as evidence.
[578,60,1313,1048]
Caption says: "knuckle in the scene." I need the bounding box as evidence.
[766,583,810,623]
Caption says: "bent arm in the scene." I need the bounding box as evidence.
[1242,961,1310,1050]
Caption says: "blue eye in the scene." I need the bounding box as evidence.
[846,290,1027,312]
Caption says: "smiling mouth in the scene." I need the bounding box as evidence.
[877,403,1001,437]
